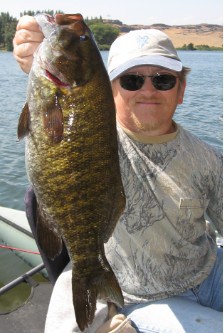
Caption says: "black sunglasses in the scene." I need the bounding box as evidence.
[119,73,178,91]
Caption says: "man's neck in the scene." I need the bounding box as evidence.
[118,121,179,144]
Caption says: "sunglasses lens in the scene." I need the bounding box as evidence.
[119,75,145,91]
[152,74,177,91]
[119,74,177,91]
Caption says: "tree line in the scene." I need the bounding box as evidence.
[177,42,222,51]
[0,12,17,51]
[0,11,120,51]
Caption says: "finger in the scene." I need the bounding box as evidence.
[95,314,126,333]
[13,29,44,46]
[13,41,40,73]
[108,302,118,319]
[13,41,41,58]
[111,318,137,333]
[16,15,41,32]
[13,54,34,74]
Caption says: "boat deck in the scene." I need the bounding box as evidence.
[0,281,53,333]
[0,206,53,332]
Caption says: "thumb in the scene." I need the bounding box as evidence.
[95,302,137,333]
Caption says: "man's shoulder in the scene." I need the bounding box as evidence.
[178,125,221,155]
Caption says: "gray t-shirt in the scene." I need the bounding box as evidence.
[105,123,223,303]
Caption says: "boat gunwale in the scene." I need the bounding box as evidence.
[0,214,33,238]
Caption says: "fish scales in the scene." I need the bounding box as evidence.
[18,13,125,331]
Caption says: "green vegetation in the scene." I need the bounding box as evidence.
[0,12,17,51]
[0,11,120,51]
[89,23,119,49]
[177,43,222,51]
[194,44,223,51]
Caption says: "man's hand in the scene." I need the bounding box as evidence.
[96,303,137,333]
[13,15,44,73]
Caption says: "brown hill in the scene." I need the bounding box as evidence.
[104,20,223,48]
[162,24,222,48]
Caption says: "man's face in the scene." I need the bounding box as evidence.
[112,65,186,136]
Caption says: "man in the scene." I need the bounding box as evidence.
[13,16,222,333]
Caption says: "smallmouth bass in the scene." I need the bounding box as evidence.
[18,13,125,331]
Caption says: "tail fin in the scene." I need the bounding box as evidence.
[72,266,124,331]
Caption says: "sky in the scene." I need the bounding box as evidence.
[0,0,223,25]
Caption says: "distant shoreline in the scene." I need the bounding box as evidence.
[104,20,223,48]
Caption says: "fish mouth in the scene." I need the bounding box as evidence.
[46,70,70,87]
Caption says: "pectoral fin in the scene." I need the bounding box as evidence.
[43,93,64,143]
[18,102,30,140]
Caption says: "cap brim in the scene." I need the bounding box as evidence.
[108,55,183,81]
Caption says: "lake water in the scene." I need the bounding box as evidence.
[0,50,223,211]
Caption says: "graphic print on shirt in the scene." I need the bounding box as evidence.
[117,126,178,233]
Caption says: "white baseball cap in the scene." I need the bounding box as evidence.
[107,29,183,81]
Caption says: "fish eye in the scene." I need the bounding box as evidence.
[80,35,88,42]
